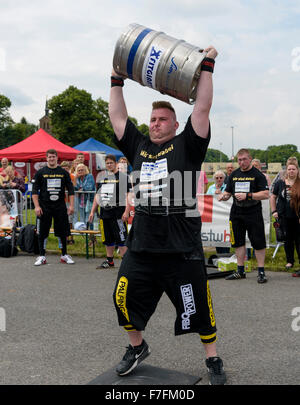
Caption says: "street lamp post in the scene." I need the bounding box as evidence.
[231,126,234,160]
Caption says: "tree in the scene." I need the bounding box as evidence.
[204,148,229,162]
[0,116,38,149]
[48,86,96,146]
[0,94,12,126]
[48,86,117,147]
[0,94,13,148]
[265,144,300,165]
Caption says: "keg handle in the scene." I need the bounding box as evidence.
[193,50,208,80]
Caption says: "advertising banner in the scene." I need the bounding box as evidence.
[198,195,270,247]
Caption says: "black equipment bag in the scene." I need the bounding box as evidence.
[0,237,18,257]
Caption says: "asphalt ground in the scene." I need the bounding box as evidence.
[0,253,299,386]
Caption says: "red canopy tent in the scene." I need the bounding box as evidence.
[0,129,89,180]
[0,128,89,162]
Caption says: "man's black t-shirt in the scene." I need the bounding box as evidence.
[32,166,74,206]
[114,115,210,253]
[225,166,268,212]
[96,170,131,219]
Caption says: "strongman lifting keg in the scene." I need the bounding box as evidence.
[113,23,207,104]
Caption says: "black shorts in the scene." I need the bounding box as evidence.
[113,248,217,342]
[37,202,70,239]
[229,206,266,250]
[100,218,128,246]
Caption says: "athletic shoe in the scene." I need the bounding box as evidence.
[116,340,151,376]
[60,254,75,264]
[257,272,268,283]
[96,259,114,269]
[206,356,227,385]
[225,272,246,280]
[34,256,47,266]
[292,270,300,277]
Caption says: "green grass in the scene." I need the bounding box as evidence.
[23,208,107,258]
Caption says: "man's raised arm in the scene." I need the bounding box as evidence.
[109,69,128,140]
[191,46,218,139]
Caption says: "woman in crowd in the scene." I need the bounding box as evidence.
[0,165,25,193]
[270,156,298,193]
[270,160,300,277]
[74,164,96,227]
[206,170,226,195]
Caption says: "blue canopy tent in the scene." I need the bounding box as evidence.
[74,138,123,160]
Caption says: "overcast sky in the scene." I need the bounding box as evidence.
[0,0,299,158]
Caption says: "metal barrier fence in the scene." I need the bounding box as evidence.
[23,190,98,228]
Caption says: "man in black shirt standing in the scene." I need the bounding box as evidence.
[109,46,227,385]
[32,149,75,266]
[88,154,131,269]
[218,148,269,283]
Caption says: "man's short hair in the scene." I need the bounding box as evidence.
[46,149,57,156]
[105,154,116,162]
[152,101,176,115]
[237,148,251,157]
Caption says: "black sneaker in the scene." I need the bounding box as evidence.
[257,272,268,283]
[225,272,246,280]
[206,356,227,385]
[116,340,150,376]
[96,259,114,269]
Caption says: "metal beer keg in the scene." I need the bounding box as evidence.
[113,23,207,104]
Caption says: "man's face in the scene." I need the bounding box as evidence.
[1,158,8,168]
[237,153,252,171]
[149,108,179,145]
[46,153,58,168]
[226,163,234,175]
[105,159,116,173]
[77,154,85,164]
